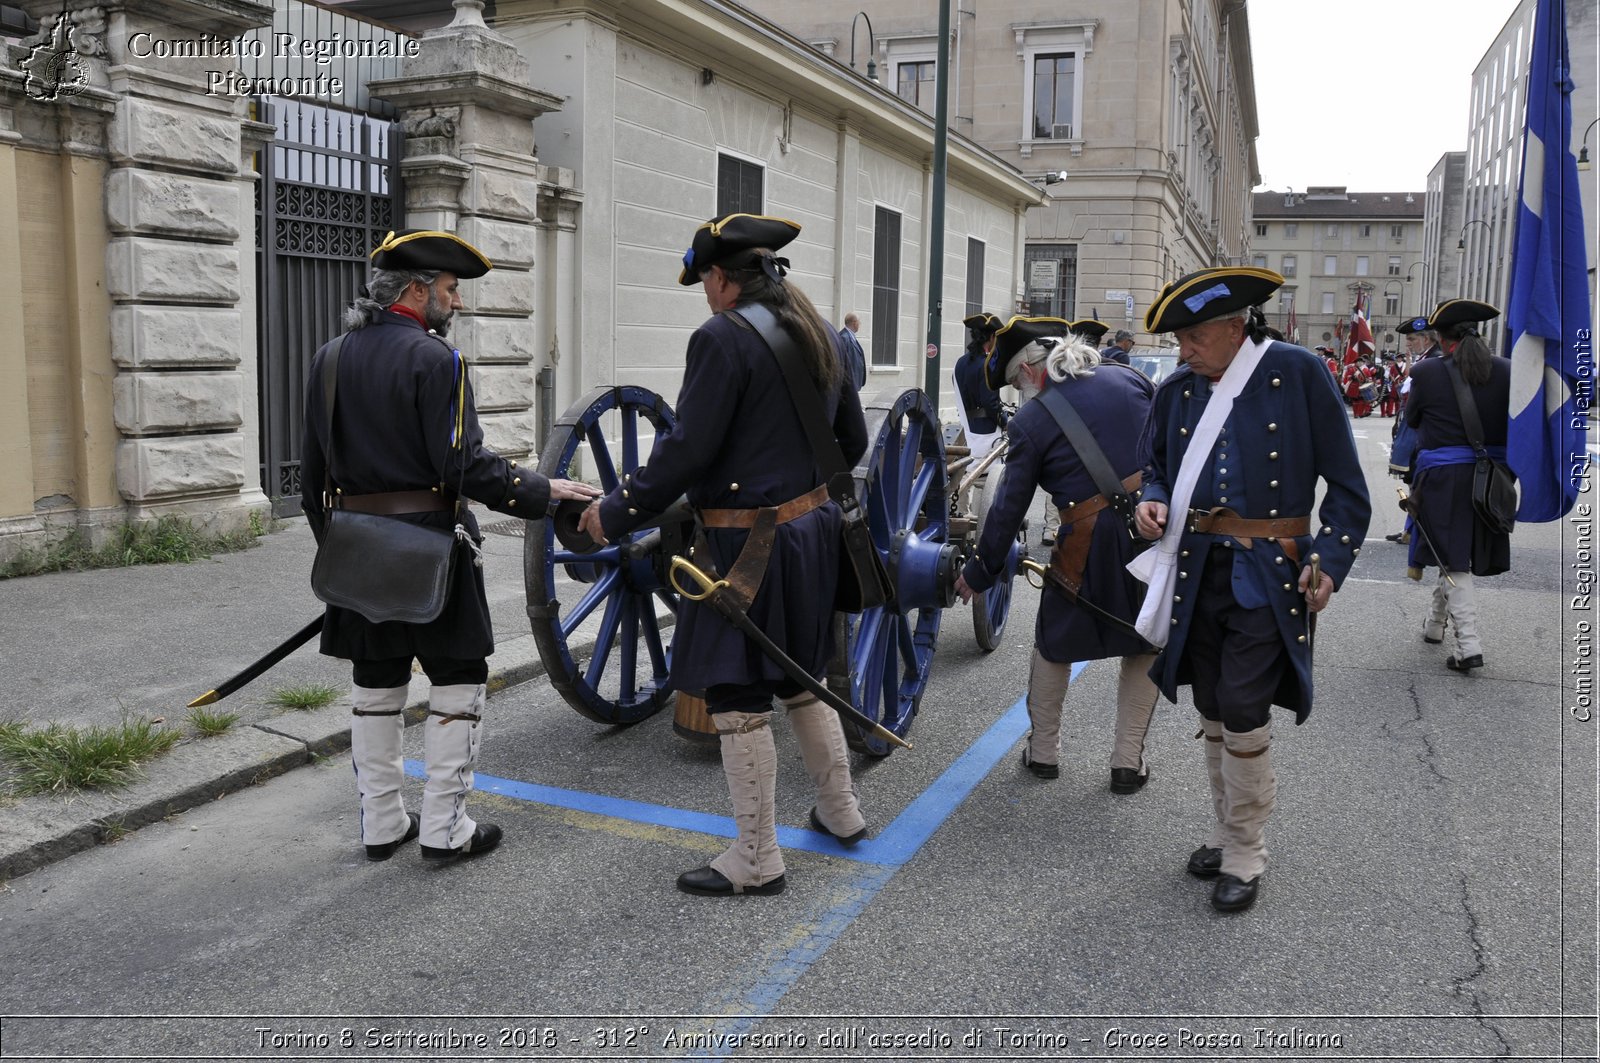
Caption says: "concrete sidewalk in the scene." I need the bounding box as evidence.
[0,512,557,882]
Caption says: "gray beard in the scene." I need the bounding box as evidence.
[423,292,453,337]
[1015,377,1041,404]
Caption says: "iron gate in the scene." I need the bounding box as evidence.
[254,96,403,516]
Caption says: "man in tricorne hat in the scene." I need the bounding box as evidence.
[1401,299,1511,674]
[956,317,1160,794]
[1131,266,1371,913]
[953,311,1009,460]
[302,229,600,864]
[579,213,869,897]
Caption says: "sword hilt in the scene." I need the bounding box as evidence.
[1019,557,1048,589]
[669,555,728,601]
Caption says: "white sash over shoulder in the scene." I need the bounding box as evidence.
[1127,337,1269,647]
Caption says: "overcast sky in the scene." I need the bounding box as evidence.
[1248,0,1524,193]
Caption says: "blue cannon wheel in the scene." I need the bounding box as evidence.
[837,388,953,757]
[967,461,1024,652]
[525,385,682,725]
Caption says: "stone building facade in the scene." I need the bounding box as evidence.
[0,0,1036,564]
[735,0,1261,340]
[1249,186,1426,352]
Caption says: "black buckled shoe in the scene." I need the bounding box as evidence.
[1020,747,1059,780]
[1446,653,1484,673]
[365,812,419,862]
[420,822,502,861]
[1210,872,1261,912]
[676,865,786,897]
[809,807,867,846]
[1109,766,1149,794]
[1185,845,1222,878]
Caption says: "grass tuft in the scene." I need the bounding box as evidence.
[0,718,182,795]
[2,514,270,580]
[267,684,341,711]
[187,706,239,737]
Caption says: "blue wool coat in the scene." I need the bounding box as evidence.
[1138,340,1372,722]
[598,308,867,693]
[1403,354,1512,576]
[962,364,1154,663]
[954,343,1009,434]
[302,310,553,662]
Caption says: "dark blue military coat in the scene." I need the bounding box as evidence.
[962,364,1154,663]
[1139,340,1372,722]
[597,307,868,693]
[1403,354,1512,576]
[954,342,1008,434]
[302,310,553,662]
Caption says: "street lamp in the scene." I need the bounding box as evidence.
[1403,260,1429,284]
[1579,117,1599,170]
[1457,218,1492,250]
[849,12,879,84]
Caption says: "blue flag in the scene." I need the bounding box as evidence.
[1506,0,1594,522]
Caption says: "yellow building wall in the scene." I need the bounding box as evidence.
[17,149,71,516]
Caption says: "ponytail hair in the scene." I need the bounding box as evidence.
[1441,324,1493,386]
[721,250,842,393]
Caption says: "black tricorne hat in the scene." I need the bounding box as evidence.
[370,229,492,279]
[984,316,1068,390]
[1396,315,1434,335]
[678,213,802,286]
[963,312,1002,335]
[1427,299,1500,333]
[1068,318,1109,345]
[1144,267,1283,334]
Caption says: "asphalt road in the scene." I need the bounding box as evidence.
[0,414,1593,1062]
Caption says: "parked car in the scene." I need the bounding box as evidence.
[1127,346,1181,385]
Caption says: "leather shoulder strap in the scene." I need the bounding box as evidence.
[321,334,346,496]
[1036,384,1131,507]
[727,304,852,485]
[1443,359,1488,455]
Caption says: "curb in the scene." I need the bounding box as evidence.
[0,631,548,884]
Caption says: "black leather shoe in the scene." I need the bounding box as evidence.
[1109,766,1149,794]
[1185,845,1222,878]
[365,812,419,862]
[1384,531,1409,544]
[420,822,502,861]
[1210,872,1261,912]
[676,865,786,897]
[1446,653,1484,673]
[1041,534,1055,546]
[809,807,867,846]
[1423,633,1443,645]
[1020,748,1059,779]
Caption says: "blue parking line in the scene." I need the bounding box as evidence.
[403,667,1079,865]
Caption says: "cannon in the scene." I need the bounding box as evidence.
[523,383,1026,756]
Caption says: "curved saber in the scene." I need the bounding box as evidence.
[1396,486,1456,588]
[668,556,912,751]
[187,615,324,707]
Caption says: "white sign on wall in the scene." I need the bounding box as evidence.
[1029,260,1059,291]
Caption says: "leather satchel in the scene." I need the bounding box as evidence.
[730,305,892,613]
[308,334,465,625]
[310,508,456,624]
[1444,360,1518,535]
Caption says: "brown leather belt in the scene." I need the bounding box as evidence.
[337,488,455,515]
[1186,507,1309,540]
[700,485,830,529]
[1059,472,1143,525]
[1187,507,1309,563]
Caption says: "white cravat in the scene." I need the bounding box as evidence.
[1127,335,1270,647]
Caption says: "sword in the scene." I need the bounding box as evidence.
[187,615,324,707]
[1019,557,1155,648]
[1306,552,1321,648]
[1395,486,1456,587]
[668,556,911,751]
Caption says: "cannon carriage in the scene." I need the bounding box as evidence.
[523,382,1026,756]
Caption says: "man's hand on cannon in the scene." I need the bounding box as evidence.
[575,495,608,547]
[954,572,975,604]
